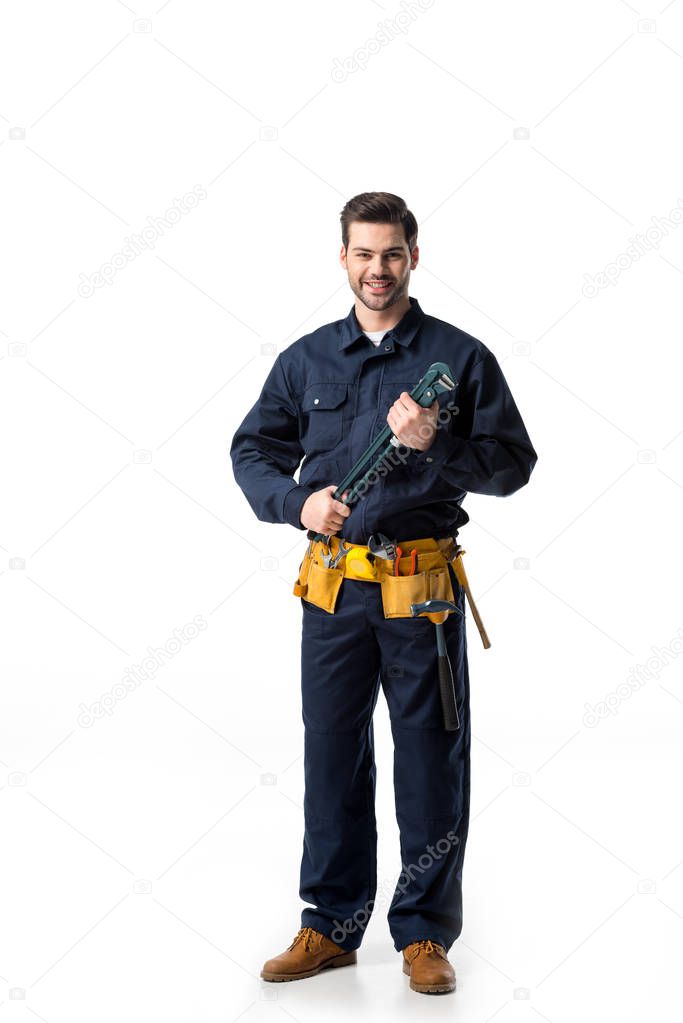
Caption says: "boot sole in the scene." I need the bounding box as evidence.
[261,950,357,982]
[403,957,456,994]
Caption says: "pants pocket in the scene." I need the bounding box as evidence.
[303,560,344,614]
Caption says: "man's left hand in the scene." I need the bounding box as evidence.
[386,392,438,451]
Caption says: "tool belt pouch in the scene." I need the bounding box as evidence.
[292,545,344,613]
[292,548,313,598]
[379,560,455,619]
[298,559,344,614]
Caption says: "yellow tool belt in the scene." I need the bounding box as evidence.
[292,534,491,647]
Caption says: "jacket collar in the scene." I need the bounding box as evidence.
[338,295,424,350]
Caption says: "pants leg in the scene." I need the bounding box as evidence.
[298,579,382,952]
[372,575,471,953]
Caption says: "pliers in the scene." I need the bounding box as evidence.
[392,547,418,576]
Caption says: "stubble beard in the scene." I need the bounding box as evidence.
[351,272,409,311]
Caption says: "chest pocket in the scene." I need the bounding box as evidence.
[301,383,348,453]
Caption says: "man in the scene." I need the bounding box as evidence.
[230,192,537,995]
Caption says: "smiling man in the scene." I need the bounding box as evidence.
[230,192,537,995]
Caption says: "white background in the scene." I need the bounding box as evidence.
[1,1,682,1020]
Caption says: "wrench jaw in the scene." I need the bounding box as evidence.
[367,532,398,562]
[423,361,456,395]
[328,540,350,570]
[321,539,351,569]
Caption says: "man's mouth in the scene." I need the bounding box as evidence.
[363,280,394,293]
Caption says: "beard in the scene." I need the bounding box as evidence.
[350,273,408,310]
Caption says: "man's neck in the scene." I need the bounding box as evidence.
[354,294,411,334]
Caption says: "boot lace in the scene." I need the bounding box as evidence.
[288,926,323,954]
[407,938,446,962]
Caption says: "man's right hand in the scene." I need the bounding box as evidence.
[300,486,351,535]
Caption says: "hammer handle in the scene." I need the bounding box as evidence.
[451,552,491,649]
[438,652,460,731]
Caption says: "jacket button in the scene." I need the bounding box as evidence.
[313,397,319,404]
[426,456,433,462]
[384,344,391,351]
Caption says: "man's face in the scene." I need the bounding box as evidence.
[340,221,418,311]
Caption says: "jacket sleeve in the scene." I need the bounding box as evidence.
[229,356,315,529]
[403,351,537,496]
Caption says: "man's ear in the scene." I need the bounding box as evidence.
[410,244,419,270]
[339,245,347,268]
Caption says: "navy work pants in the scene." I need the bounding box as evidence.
[298,569,471,954]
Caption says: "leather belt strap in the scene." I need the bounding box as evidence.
[310,535,448,582]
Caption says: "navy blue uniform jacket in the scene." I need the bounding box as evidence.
[230,297,537,545]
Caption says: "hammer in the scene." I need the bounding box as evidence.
[410,599,463,732]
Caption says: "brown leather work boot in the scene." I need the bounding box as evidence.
[260,926,357,982]
[402,939,456,994]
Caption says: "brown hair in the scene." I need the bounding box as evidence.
[340,192,418,252]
